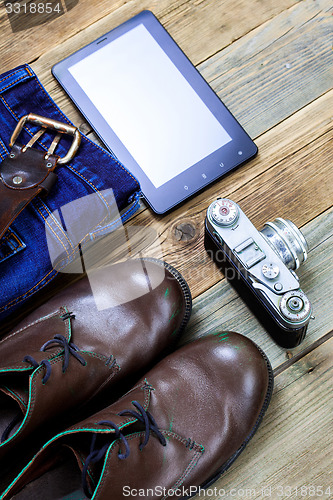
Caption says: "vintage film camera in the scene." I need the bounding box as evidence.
[205,198,314,348]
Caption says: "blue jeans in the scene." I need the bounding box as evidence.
[0,64,141,324]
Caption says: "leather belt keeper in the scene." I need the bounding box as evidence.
[0,144,58,240]
[0,113,81,240]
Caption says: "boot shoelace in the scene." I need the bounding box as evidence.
[23,333,86,384]
[1,334,85,444]
[82,400,167,498]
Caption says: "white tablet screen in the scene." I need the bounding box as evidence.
[69,23,232,188]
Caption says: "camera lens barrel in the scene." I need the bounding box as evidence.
[260,218,308,270]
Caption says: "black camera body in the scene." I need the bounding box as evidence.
[205,198,313,348]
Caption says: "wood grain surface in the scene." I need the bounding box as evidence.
[1,0,298,72]
[125,89,333,298]
[1,0,332,498]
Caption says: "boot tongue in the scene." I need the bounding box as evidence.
[0,307,72,373]
[0,307,73,441]
[54,382,153,497]
[54,382,151,480]
[69,380,152,433]
[60,381,204,499]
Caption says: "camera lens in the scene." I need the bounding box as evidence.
[260,218,308,270]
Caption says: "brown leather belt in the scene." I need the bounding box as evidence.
[0,113,81,240]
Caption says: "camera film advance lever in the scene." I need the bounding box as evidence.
[205,198,314,348]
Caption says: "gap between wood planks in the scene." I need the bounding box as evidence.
[252,88,332,141]
[227,124,333,207]
[273,330,333,377]
[195,0,329,67]
[120,94,333,298]
[28,0,332,141]
[1,0,298,72]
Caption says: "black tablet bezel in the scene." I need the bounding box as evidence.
[52,10,257,214]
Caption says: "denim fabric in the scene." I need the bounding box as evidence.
[0,64,141,323]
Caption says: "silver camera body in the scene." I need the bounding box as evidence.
[205,198,313,347]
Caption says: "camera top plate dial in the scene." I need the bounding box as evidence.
[209,198,239,227]
[280,290,312,323]
[262,263,280,279]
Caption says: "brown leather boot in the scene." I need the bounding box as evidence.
[2,332,273,499]
[0,258,191,486]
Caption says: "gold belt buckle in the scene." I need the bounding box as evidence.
[10,113,81,164]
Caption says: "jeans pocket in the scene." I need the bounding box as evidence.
[0,64,141,323]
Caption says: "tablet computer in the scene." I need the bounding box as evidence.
[52,10,257,214]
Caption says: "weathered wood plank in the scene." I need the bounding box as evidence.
[125,90,333,298]
[191,337,333,499]
[28,0,330,138]
[1,0,297,73]
[180,207,333,373]
[198,0,333,138]
[160,0,300,65]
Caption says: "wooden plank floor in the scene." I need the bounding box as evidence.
[1,0,332,498]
